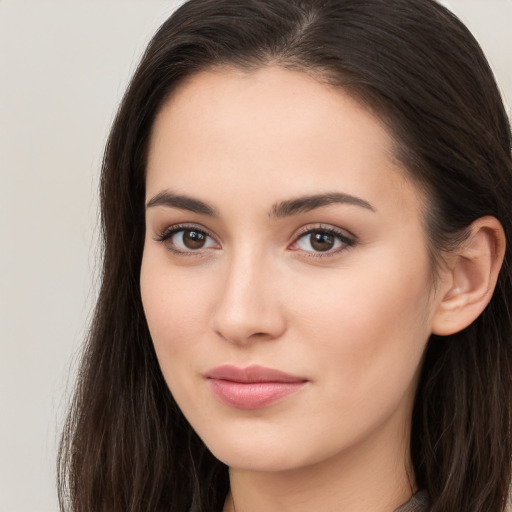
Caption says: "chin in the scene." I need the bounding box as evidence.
[210,444,307,472]
[196,423,337,473]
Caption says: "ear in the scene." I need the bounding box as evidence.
[431,216,506,336]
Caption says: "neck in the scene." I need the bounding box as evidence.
[224,412,415,512]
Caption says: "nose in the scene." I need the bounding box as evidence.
[211,250,287,345]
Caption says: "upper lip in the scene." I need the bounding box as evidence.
[205,364,307,383]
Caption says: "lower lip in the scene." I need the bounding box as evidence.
[207,379,306,409]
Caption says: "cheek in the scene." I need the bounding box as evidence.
[140,250,212,363]
[140,254,216,419]
[291,247,433,405]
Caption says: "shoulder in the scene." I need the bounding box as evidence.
[394,490,430,512]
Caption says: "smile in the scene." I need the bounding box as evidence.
[205,365,308,409]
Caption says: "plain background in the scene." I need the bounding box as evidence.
[0,1,510,511]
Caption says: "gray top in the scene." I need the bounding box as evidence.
[394,490,430,512]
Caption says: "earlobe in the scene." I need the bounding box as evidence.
[431,216,506,336]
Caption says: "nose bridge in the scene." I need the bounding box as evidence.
[212,244,285,344]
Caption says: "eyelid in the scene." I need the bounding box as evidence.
[289,224,356,256]
[153,222,355,257]
[294,223,356,241]
[154,223,220,255]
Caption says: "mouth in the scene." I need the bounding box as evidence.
[205,364,308,409]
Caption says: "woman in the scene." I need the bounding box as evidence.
[58,1,512,511]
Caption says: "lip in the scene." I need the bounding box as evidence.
[205,365,308,409]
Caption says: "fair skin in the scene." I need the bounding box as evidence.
[140,66,504,512]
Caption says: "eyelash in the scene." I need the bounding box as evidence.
[291,225,356,258]
[154,223,356,257]
[154,223,218,256]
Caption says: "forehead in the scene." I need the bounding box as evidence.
[146,66,422,219]
[149,66,393,160]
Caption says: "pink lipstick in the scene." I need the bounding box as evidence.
[205,365,307,409]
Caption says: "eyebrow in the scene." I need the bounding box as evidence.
[146,190,217,216]
[145,190,375,217]
[270,192,375,218]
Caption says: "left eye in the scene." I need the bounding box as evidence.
[294,229,352,253]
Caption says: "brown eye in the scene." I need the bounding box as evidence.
[293,228,353,255]
[309,231,335,252]
[182,230,207,249]
[157,226,218,253]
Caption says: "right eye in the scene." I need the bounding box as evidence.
[155,226,219,254]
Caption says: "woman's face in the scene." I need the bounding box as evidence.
[141,67,443,473]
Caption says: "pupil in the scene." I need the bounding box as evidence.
[183,230,206,249]
[311,232,334,251]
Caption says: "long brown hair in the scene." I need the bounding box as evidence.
[58,1,512,511]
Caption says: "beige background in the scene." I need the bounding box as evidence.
[0,1,510,511]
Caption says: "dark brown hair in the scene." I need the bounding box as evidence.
[58,1,512,511]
